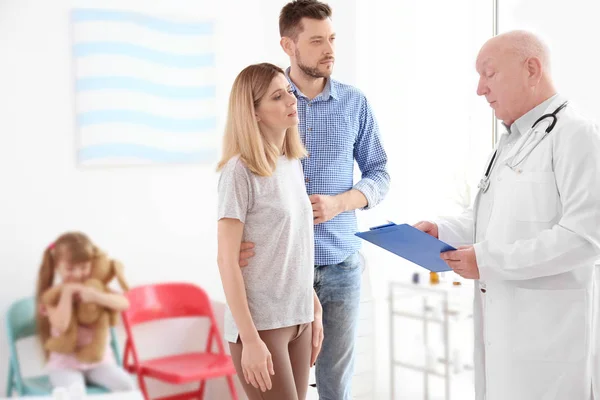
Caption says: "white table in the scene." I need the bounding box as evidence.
[0,390,144,399]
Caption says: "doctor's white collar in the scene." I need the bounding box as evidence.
[502,93,561,136]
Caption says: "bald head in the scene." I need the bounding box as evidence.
[476,30,556,125]
[481,30,551,72]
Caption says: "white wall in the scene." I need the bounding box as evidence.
[499,0,600,125]
[0,0,358,398]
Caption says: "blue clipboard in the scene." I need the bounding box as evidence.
[355,222,455,272]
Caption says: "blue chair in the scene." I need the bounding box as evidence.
[5,296,122,396]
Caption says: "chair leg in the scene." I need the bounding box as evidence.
[136,374,151,400]
[6,364,14,397]
[226,375,238,400]
[197,380,206,400]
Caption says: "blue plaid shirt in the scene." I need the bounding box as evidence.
[286,69,390,266]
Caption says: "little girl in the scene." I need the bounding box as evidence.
[36,231,134,391]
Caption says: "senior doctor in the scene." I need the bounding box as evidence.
[416,30,600,400]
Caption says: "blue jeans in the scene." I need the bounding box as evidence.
[314,252,363,400]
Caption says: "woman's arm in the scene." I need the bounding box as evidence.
[218,218,274,392]
[216,163,273,392]
[311,290,324,366]
[313,290,322,317]
[217,218,260,344]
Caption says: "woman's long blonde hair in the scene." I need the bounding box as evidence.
[35,232,97,354]
[217,63,306,176]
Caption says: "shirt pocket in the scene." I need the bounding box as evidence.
[512,171,558,222]
[512,287,588,362]
[326,116,355,161]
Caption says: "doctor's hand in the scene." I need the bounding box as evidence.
[441,246,480,279]
[310,194,343,224]
[413,221,439,239]
[238,242,255,268]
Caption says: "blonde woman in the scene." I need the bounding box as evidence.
[216,63,324,400]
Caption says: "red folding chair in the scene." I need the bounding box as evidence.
[121,283,238,400]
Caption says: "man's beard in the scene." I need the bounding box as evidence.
[296,49,333,79]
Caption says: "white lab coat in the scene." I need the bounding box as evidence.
[436,94,600,400]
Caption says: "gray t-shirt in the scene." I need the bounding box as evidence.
[217,155,315,343]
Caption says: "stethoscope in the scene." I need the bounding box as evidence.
[472,100,568,247]
[477,101,568,194]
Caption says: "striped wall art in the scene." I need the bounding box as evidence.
[71,8,218,166]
